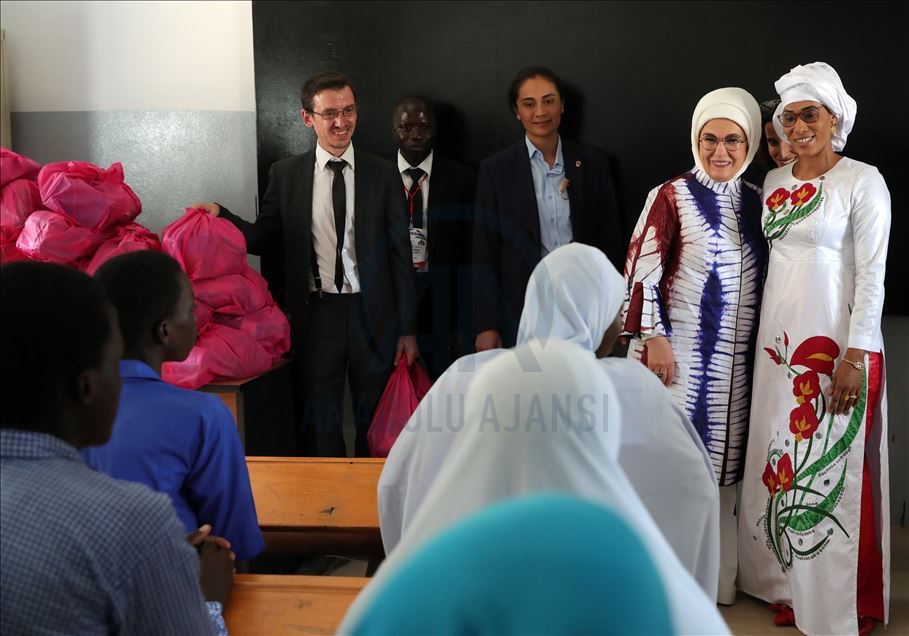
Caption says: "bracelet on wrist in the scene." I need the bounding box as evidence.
[842,357,865,371]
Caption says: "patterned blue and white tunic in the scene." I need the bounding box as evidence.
[622,168,767,486]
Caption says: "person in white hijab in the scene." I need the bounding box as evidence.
[380,244,720,600]
[340,339,729,635]
[622,86,766,604]
[738,62,890,636]
[517,243,720,599]
[378,240,618,557]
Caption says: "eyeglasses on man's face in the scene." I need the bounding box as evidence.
[310,105,358,121]
[699,135,746,152]
[778,105,825,127]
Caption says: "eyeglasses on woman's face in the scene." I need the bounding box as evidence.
[699,134,746,152]
[778,105,827,127]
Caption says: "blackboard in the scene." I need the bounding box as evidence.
[252,0,908,314]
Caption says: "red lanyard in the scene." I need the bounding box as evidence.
[403,174,428,222]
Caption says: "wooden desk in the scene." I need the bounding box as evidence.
[200,358,295,455]
[247,457,385,557]
[225,574,368,635]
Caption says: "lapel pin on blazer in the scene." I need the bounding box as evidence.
[575,160,581,168]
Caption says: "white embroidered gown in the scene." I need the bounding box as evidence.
[738,157,891,635]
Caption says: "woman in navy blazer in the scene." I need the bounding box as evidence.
[472,66,624,350]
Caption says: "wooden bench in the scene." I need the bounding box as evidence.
[225,574,368,635]
[247,457,385,557]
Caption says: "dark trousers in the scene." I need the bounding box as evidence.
[415,266,474,379]
[415,272,450,380]
[297,293,394,457]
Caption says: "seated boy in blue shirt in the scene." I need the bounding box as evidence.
[1,262,232,634]
[82,250,265,560]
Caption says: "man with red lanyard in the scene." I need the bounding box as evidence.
[392,95,476,378]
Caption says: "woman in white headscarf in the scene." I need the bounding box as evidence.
[738,62,890,636]
[517,243,720,598]
[380,244,720,599]
[341,339,729,635]
[622,87,767,604]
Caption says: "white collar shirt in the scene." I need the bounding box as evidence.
[312,142,359,293]
[398,150,434,272]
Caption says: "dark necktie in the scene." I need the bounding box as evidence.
[328,160,347,292]
[405,167,425,229]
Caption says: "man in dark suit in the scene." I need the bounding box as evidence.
[473,66,624,351]
[196,71,417,457]
[391,95,476,378]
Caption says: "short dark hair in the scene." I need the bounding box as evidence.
[392,95,436,119]
[94,251,185,350]
[301,71,356,112]
[1,262,112,429]
[507,66,564,111]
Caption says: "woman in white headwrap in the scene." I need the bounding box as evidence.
[737,62,890,636]
[622,87,766,604]
[380,245,720,599]
[341,339,729,635]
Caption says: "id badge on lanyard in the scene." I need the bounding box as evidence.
[410,226,428,271]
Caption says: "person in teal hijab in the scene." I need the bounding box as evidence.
[349,493,674,635]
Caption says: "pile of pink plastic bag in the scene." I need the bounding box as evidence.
[1,148,290,389]
[160,208,290,389]
[1,149,159,270]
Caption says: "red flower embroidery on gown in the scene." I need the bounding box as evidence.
[766,188,789,211]
[790,182,817,206]
[789,402,820,442]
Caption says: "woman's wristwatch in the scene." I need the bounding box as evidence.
[842,357,865,371]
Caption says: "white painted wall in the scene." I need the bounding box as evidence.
[1,0,254,112]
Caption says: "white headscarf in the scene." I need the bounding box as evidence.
[340,340,729,635]
[517,244,624,352]
[380,245,622,555]
[772,61,856,152]
[516,242,720,599]
[691,87,762,181]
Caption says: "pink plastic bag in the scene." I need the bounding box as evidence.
[16,209,105,265]
[0,148,41,188]
[367,359,433,457]
[162,322,274,389]
[38,161,141,231]
[214,304,291,358]
[1,179,42,243]
[193,269,271,315]
[161,208,247,280]
[84,223,162,275]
